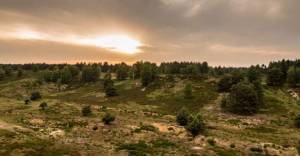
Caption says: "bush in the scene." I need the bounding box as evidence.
[102,112,115,125]
[0,68,5,80]
[30,91,42,101]
[39,102,48,110]
[118,140,152,156]
[225,82,260,115]
[218,73,243,92]
[186,113,205,137]
[176,108,190,126]
[207,138,216,146]
[184,83,193,99]
[134,123,157,132]
[294,115,300,128]
[267,68,285,87]
[105,86,118,97]
[82,105,92,116]
[81,65,100,82]
[24,99,30,105]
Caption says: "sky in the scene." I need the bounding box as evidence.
[0,0,299,66]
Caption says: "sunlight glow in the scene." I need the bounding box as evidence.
[77,35,142,54]
[5,29,142,54]
[14,30,43,40]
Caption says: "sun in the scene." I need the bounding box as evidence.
[78,34,142,54]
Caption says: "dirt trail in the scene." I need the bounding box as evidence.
[0,120,32,133]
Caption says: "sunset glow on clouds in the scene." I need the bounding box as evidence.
[0,0,299,66]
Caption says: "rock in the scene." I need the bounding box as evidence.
[29,119,44,126]
[191,146,203,151]
[50,129,65,138]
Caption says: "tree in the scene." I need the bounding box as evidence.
[141,62,158,86]
[103,72,113,89]
[116,63,129,80]
[218,73,243,92]
[267,68,285,87]
[247,66,261,83]
[0,68,5,80]
[82,105,92,116]
[68,65,80,78]
[186,113,205,137]
[226,82,260,115]
[105,85,118,97]
[252,80,264,106]
[176,108,190,126]
[184,83,193,99]
[287,66,300,87]
[32,64,39,72]
[61,67,72,84]
[103,72,118,97]
[82,65,101,82]
[17,68,23,78]
[102,112,115,125]
[201,62,209,74]
[30,91,42,101]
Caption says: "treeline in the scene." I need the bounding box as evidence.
[1,59,300,87]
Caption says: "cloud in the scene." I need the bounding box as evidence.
[0,0,299,66]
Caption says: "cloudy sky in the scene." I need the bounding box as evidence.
[0,0,299,66]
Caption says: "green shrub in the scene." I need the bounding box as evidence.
[176,108,190,126]
[225,82,260,115]
[30,91,42,101]
[82,105,92,116]
[230,143,236,148]
[207,138,216,146]
[118,140,152,156]
[184,83,193,99]
[151,138,175,148]
[102,112,115,125]
[24,99,30,105]
[134,123,157,132]
[105,86,118,97]
[249,147,263,153]
[39,102,48,110]
[294,115,300,128]
[186,113,205,137]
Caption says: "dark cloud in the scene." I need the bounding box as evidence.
[0,0,299,66]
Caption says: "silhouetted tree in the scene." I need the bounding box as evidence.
[267,68,285,87]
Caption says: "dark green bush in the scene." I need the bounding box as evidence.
[176,108,190,126]
[81,105,92,117]
[24,99,30,105]
[102,112,115,125]
[134,123,157,132]
[294,115,300,128]
[207,138,216,146]
[30,91,42,101]
[186,113,205,137]
[226,82,260,115]
[39,102,48,110]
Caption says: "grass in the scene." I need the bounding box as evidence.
[1,73,300,155]
[133,123,158,133]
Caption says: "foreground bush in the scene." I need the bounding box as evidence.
[30,91,42,101]
[224,82,260,115]
[102,112,115,125]
[82,105,92,116]
[176,108,190,126]
[295,115,300,128]
[39,102,48,110]
[186,114,205,137]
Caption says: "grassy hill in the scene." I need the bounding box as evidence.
[0,71,300,156]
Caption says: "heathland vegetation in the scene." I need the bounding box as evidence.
[1,59,300,155]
